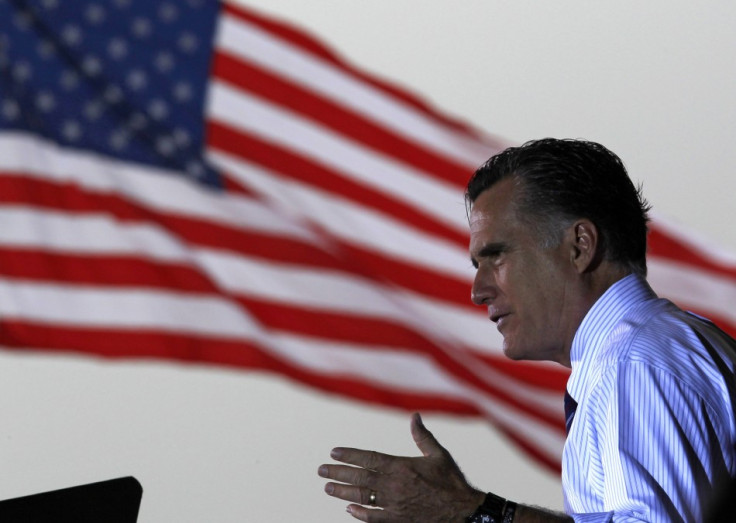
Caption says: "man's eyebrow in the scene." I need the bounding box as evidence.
[470,242,508,267]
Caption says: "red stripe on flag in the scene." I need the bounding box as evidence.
[206,121,469,248]
[474,356,569,392]
[649,228,736,281]
[0,248,215,292]
[0,252,563,431]
[0,173,475,306]
[212,50,474,187]
[0,174,344,270]
[491,420,564,474]
[0,320,483,416]
[680,306,736,340]
[220,2,502,144]
[335,243,473,307]
[0,245,569,396]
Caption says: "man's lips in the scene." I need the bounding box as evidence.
[494,313,510,332]
[489,311,509,324]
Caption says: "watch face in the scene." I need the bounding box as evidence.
[467,513,497,523]
[466,493,505,523]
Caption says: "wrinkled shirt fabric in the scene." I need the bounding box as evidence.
[563,274,736,522]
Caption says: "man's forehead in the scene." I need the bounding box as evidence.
[468,179,517,227]
[469,206,494,234]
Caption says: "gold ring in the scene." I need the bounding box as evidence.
[369,490,377,506]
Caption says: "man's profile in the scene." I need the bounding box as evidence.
[318,138,736,522]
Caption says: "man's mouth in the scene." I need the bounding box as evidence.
[490,311,508,324]
[494,314,511,333]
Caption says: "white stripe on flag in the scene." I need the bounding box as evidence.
[216,10,494,166]
[648,257,736,323]
[0,133,314,241]
[209,149,472,278]
[0,205,498,354]
[208,80,467,231]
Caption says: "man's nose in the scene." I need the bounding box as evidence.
[471,266,496,306]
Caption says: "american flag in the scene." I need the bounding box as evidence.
[0,0,734,474]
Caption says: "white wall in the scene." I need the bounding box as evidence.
[0,2,734,521]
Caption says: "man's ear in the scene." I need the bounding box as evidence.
[569,219,600,273]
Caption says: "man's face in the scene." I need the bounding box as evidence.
[469,178,579,365]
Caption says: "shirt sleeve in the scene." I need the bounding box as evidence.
[583,360,731,522]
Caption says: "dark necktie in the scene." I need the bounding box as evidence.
[564,390,578,434]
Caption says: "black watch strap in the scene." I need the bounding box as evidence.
[465,492,517,523]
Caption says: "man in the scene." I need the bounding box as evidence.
[318,139,736,522]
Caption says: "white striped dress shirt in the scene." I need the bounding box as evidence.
[563,274,736,522]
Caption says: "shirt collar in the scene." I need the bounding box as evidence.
[567,273,657,401]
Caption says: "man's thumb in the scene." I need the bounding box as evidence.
[410,412,445,457]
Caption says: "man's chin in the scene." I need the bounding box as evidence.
[501,344,526,361]
[502,342,546,362]
[503,344,566,366]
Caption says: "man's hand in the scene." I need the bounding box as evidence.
[318,413,485,522]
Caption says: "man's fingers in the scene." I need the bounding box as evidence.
[410,412,446,458]
[322,481,377,505]
[345,504,389,522]
[318,463,377,488]
[330,447,393,471]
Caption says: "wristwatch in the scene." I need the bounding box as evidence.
[465,492,517,523]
